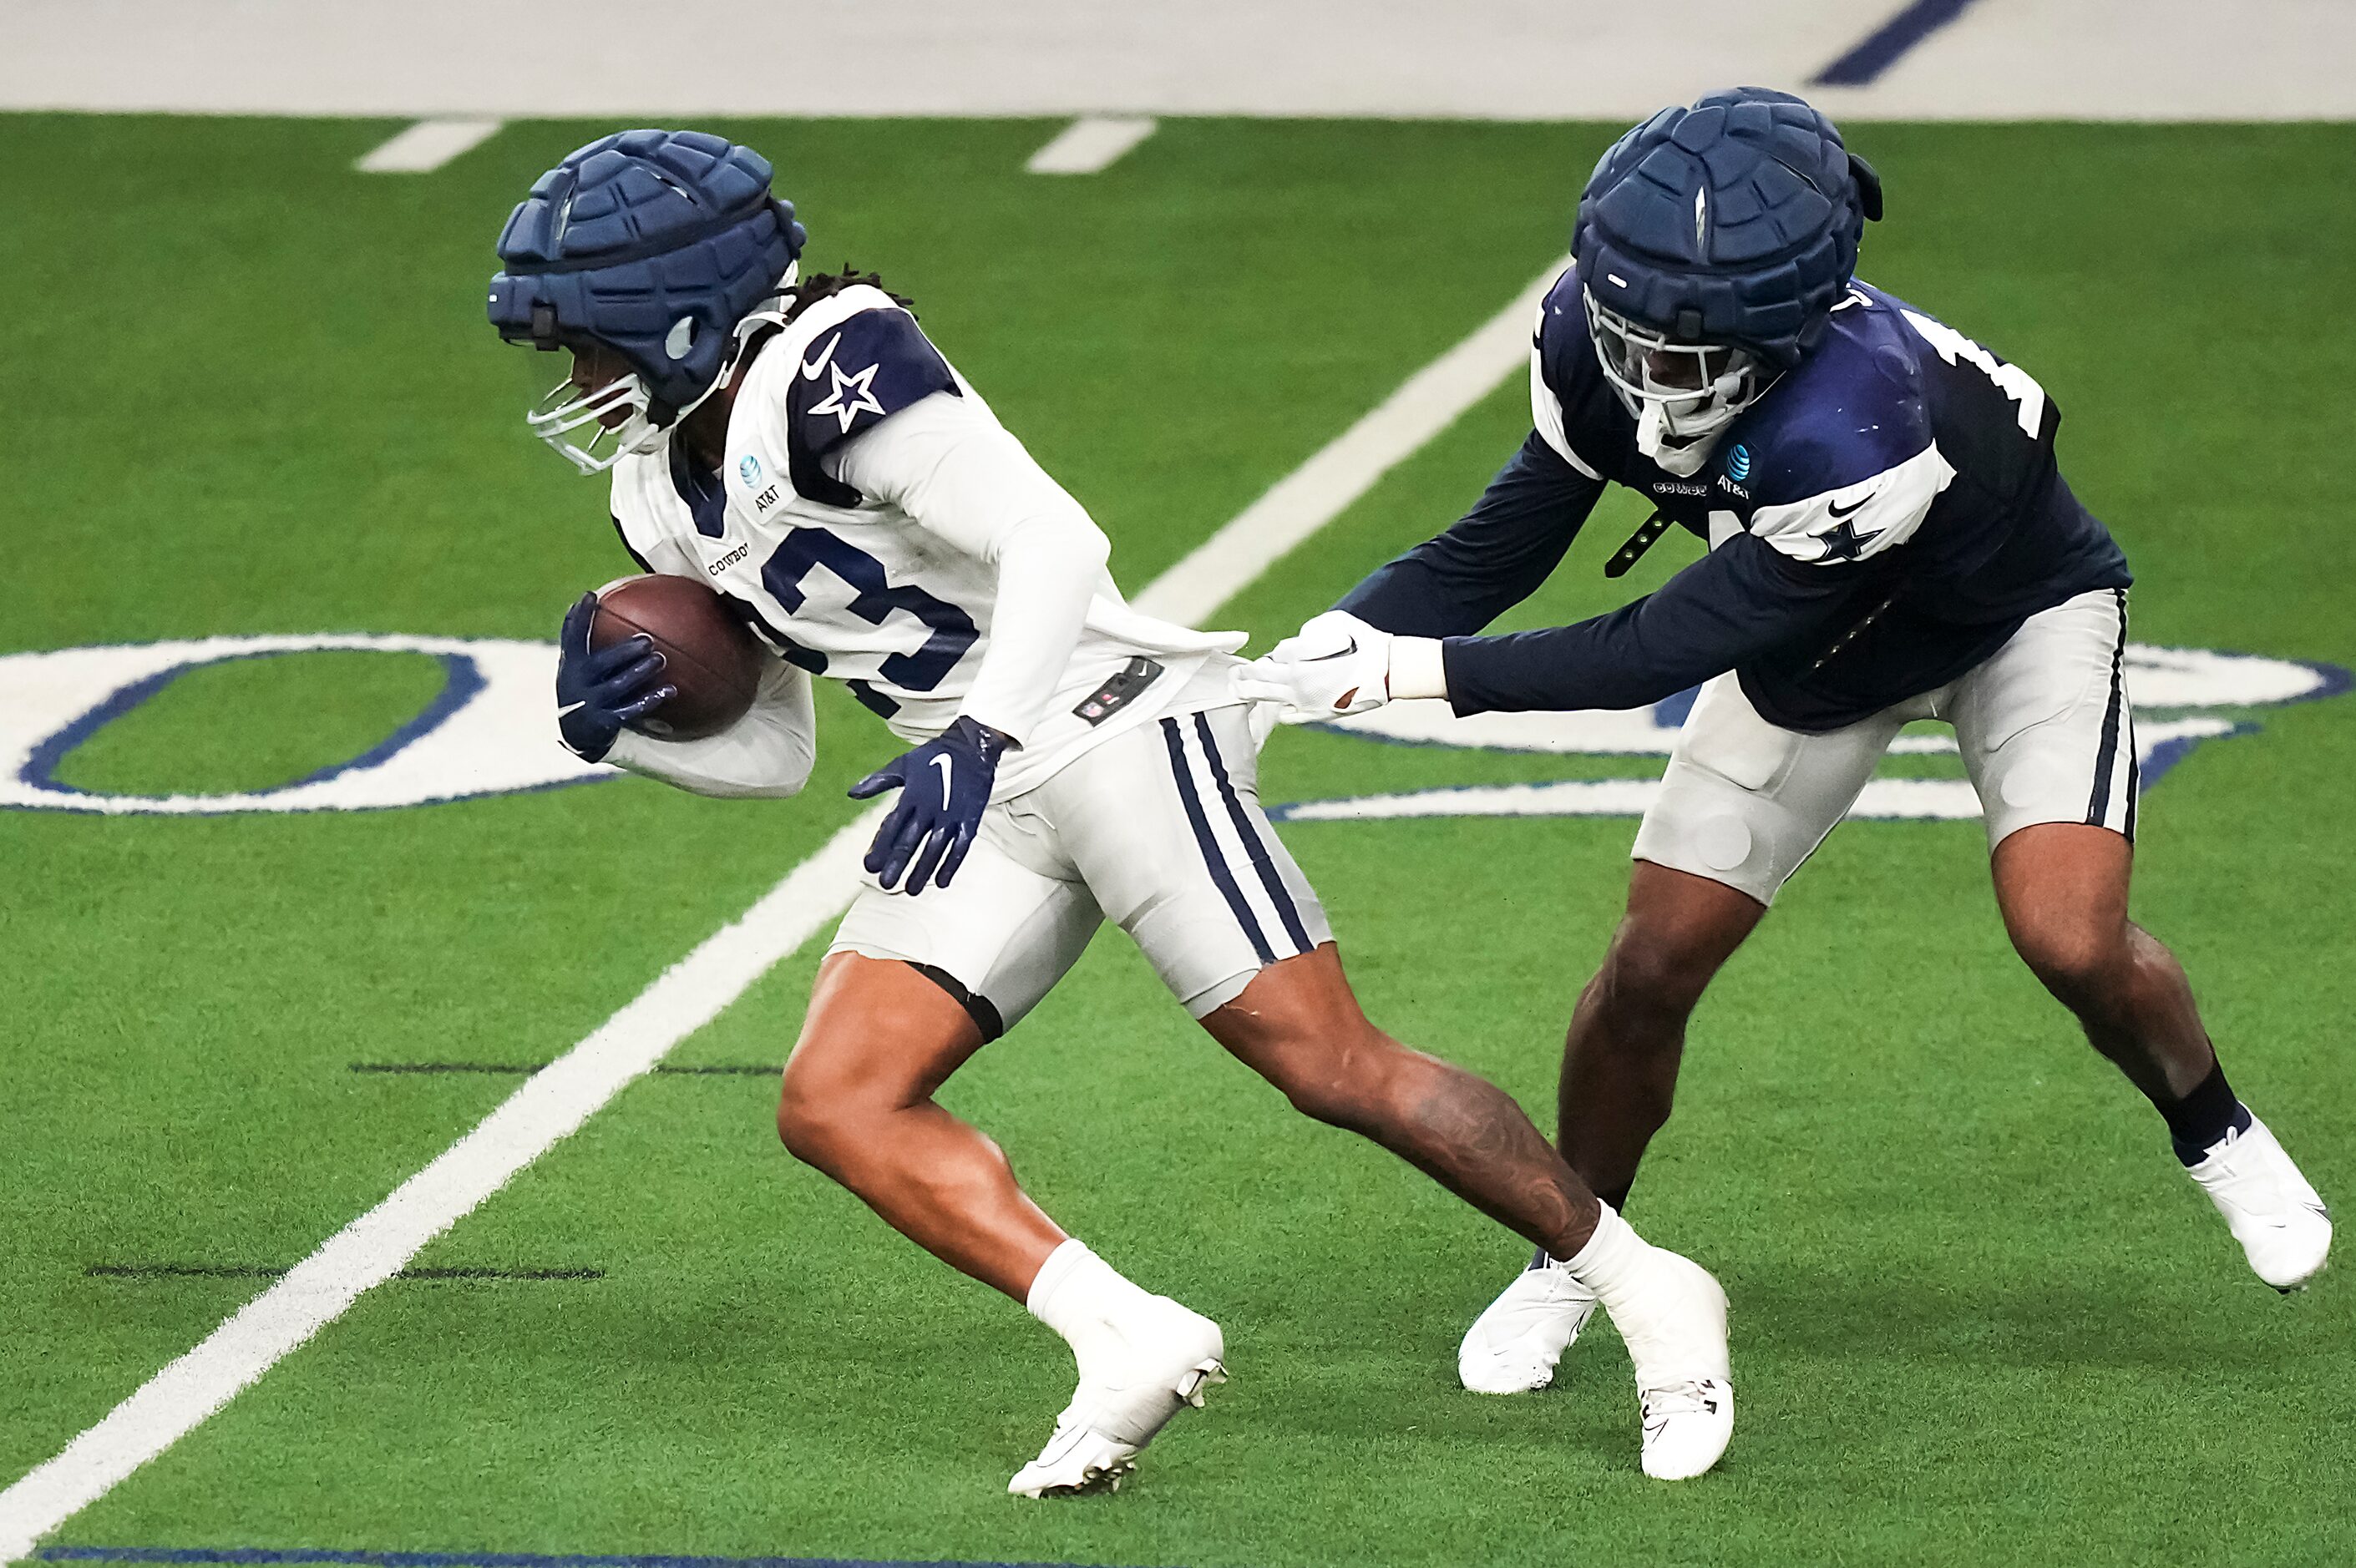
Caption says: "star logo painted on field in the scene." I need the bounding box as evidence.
[809,361,886,434]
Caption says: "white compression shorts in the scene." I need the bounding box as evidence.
[1634,587,2138,907]
[829,691,1331,1034]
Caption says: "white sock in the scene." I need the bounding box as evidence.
[1026,1239,1158,1371]
[1558,1204,1655,1314]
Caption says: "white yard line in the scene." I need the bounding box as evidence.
[1024,115,1158,174]
[1134,258,1564,625]
[0,253,1567,1565]
[356,118,503,173]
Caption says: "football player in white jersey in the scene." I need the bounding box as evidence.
[489,131,1737,1491]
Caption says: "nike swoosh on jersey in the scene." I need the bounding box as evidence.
[801,332,842,380]
[930,751,954,807]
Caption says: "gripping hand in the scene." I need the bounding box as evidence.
[555,591,675,762]
[847,716,1013,894]
[1232,609,1396,720]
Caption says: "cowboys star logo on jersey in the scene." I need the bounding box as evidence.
[602,283,1241,801]
[808,356,888,435]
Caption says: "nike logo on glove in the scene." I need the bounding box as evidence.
[930,752,954,807]
[1305,639,1360,661]
[1828,494,1872,518]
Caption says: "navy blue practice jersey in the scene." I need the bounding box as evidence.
[1340,266,2131,731]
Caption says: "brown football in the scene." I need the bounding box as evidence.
[590,574,763,741]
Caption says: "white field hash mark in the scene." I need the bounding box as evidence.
[0,253,1569,1565]
[356,118,503,173]
[1025,115,1157,174]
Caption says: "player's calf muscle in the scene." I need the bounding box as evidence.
[1393,1058,1602,1252]
[1211,949,1601,1256]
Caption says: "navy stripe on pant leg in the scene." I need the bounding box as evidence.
[1161,717,1275,965]
[2123,727,2141,842]
[2085,589,2129,827]
[1192,711,1314,955]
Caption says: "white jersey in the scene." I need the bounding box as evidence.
[605,285,1240,799]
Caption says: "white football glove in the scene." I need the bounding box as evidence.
[1233,610,1398,720]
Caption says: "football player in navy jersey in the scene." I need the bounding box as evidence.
[1238,88,2331,1395]
[493,130,1735,1490]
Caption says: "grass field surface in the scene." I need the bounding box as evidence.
[6,115,2353,1567]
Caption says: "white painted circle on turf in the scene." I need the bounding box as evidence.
[0,634,613,815]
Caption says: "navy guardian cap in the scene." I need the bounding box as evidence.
[488,129,807,473]
[1573,88,1882,473]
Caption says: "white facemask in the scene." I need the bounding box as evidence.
[1584,288,1775,477]
[521,264,800,476]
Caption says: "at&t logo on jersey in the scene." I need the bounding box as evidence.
[1271,645,2349,825]
[739,454,763,486]
[1725,443,1753,482]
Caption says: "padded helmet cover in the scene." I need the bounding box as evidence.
[487,129,807,417]
[1573,87,1882,368]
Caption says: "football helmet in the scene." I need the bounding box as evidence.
[487,129,806,473]
[1573,88,1882,474]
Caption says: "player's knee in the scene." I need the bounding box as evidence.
[776,1057,863,1167]
[774,1083,836,1166]
[1277,1065,1365,1128]
[1595,927,1715,1021]
[1264,1031,1395,1130]
[2011,918,2130,1005]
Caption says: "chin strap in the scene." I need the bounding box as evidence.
[1637,408,1720,478]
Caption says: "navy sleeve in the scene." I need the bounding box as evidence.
[1439,534,1871,715]
[787,306,960,460]
[1335,433,1604,638]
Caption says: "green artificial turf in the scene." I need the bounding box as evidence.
[4,116,2353,1568]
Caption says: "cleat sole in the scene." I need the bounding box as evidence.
[1177,1358,1227,1408]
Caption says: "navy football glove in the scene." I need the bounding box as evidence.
[848,716,1013,894]
[555,591,675,762]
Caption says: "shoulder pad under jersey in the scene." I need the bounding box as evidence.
[1728,289,1950,566]
[783,299,961,461]
[1529,264,1624,482]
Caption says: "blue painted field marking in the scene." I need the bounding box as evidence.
[18,649,477,797]
[39,1549,1132,1568]
[0,633,614,815]
[1811,0,1984,87]
[288,655,483,787]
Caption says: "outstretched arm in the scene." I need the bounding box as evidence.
[1239,534,1870,718]
[1435,535,1862,715]
[1336,433,1605,636]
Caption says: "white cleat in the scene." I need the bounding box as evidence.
[1606,1247,1734,1481]
[2185,1115,2332,1292]
[1639,1378,1733,1482]
[1009,1300,1226,1498]
[1458,1251,1599,1394]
